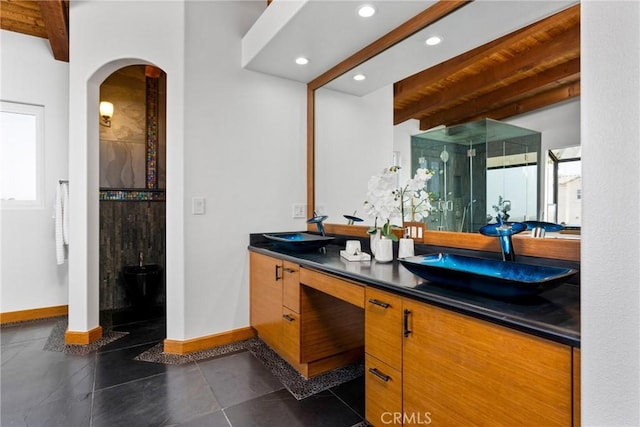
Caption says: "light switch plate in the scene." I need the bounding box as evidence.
[192,197,206,215]
[292,203,306,218]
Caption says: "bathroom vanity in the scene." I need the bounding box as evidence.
[248,236,580,426]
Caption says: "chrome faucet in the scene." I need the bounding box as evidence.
[138,251,144,267]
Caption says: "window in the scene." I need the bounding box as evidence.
[0,101,44,208]
[547,146,581,227]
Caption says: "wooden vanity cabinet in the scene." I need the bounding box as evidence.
[250,252,301,354]
[365,354,402,425]
[250,252,364,378]
[280,261,301,364]
[365,287,403,370]
[364,291,576,427]
[402,299,573,427]
[282,261,300,312]
[365,288,403,426]
[573,348,581,426]
[280,308,300,364]
[249,252,284,351]
[252,250,578,426]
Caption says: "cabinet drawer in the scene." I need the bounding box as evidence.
[282,261,300,313]
[365,354,402,427]
[365,288,403,371]
[300,268,364,308]
[281,308,300,364]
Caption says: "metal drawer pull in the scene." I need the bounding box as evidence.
[275,265,282,281]
[368,298,390,309]
[368,367,391,382]
[282,314,295,322]
[403,309,412,337]
[283,267,297,273]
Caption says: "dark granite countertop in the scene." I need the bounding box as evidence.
[249,235,580,348]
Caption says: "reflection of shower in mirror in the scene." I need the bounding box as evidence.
[411,119,542,232]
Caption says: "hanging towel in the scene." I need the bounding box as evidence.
[55,181,69,264]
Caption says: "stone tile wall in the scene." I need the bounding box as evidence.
[99,201,166,311]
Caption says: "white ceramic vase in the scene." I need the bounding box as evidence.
[375,237,393,263]
[370,231,381,256]
[398,238,415,258]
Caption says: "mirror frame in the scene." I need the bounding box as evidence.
[306,0,580,262]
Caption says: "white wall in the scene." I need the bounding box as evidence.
[182,1,306,339]
[316,85,394,226]
[0,30,69,312]
[68,0,186,335]
[582,1,639,425]
[393,119,420,186]
[67,0,305,340]
[505,98,580,154]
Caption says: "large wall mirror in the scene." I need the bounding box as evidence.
[311,1,580,243]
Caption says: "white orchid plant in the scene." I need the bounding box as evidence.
[364,166,434,240]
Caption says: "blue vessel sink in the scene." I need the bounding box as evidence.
[263,232,334,252]
[400,253,578,298]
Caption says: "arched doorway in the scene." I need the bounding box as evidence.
[66,56,185,346]
[98,64,167,331]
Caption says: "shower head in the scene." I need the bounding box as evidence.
[440,146,449,163]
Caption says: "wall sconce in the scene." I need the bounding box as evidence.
[99,101,114,127]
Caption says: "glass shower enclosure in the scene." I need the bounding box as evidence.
[411,118,541,233]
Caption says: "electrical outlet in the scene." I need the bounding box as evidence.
[315,205,325,215]
[192,197,206,215]
[292,203,306,218]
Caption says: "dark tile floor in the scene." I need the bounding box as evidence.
[1,316,365,426]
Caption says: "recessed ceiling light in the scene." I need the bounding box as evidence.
[425,36,442,46]
[295,57,309,65]
[358,5,376,18]
[353,74,366,81]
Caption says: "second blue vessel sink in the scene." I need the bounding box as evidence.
[263,232,334,252]
[400,253,577,298]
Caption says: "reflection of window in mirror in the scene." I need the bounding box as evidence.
[0,101,44,208]
[547,146,581,229]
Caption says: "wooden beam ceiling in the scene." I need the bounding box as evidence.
[0,0,47,37]
[394,4,580,130]
[1,0,69,62]
[36,0,68,62]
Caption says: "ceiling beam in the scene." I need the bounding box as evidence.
[0,0,48,38]
[415,58,580,129]
[394,4,580,105]
[420,81,581,130]
[394,23,579,125]
[36,0,68,62]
